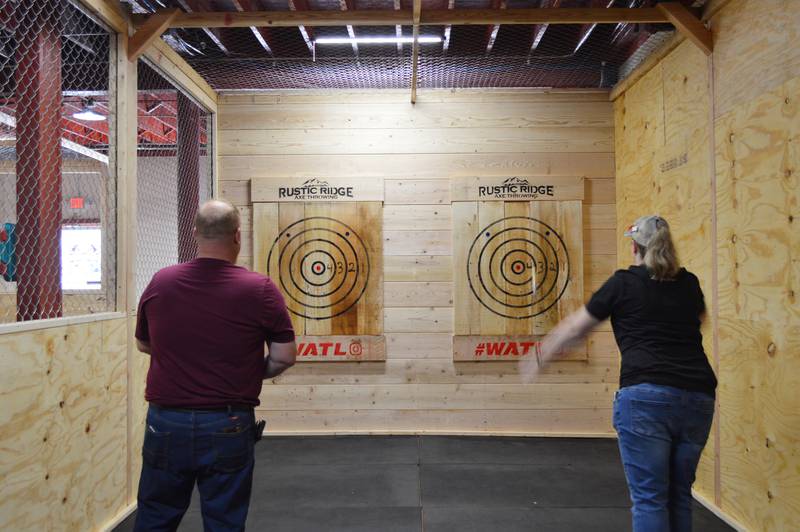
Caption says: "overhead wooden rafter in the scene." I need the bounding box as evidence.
[137,7,669,28]
[410,0,421,104]
[656,2,712,55]
[128,8,179,61]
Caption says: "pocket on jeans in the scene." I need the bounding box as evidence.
[687,402,714,445]
[631,399,672,439]
[212,428,253,473]
[142,429,170,470]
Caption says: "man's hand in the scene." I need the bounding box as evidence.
[265,340,297,379]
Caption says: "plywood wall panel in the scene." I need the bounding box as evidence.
[220,89,618,438]
[711,0,800,118]
[0,318,129,531]
[614,2,800,526]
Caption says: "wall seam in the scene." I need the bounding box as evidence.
[707,46,722,509]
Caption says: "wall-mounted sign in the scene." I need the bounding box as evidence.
[453,335,586,362]
[252,177,384,203]
[295,335,385,362]
[451,176,584,202]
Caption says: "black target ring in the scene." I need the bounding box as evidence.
[287,237,352,299]
[300,251,335,287]
[467,216,570,319]
[482,231,560,306]
[267,217,370,320]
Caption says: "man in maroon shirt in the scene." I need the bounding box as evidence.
[133,199,296,532]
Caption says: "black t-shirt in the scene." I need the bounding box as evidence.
[586,265,717,397]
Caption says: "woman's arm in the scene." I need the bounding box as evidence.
[519,307,601,382]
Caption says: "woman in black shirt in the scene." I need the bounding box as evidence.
[521,215,716,532]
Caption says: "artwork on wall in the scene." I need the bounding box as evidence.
[451,177,586,362]
[252,177,384,362]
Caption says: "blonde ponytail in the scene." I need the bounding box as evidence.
[642,225,680,280]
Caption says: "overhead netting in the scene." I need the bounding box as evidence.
[143,0,676,91]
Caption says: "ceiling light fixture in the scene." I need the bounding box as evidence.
[72,98,105,122]
[314,36,442,45]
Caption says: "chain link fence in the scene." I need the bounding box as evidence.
[0,0,116,323]
[135,60,213,300]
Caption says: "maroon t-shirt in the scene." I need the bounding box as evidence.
[135,258,295,408]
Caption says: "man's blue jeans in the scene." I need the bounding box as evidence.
[134,405,256,532]
[613,383,715,532]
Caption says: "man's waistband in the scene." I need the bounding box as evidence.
[151,403,253,414]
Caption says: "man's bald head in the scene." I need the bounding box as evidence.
[194,199,240,241]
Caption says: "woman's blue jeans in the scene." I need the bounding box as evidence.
[134,405,256,532]
[613,383,715,532]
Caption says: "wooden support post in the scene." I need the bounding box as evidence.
[410,0,421,104]
[177,93,200,262]
[128,8,180,61]
[15,0,63,321]
[656,2,713,55]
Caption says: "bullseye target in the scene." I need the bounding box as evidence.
[467,216,570,319]
[267,217,370,320]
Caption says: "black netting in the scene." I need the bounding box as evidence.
[0,0,116,323]
[137,0,678,91]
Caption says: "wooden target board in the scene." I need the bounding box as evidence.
[452,177,585,361]
[253,197,383,362]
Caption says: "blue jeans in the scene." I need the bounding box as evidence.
[134,405,256,532]
[613,383,715,532]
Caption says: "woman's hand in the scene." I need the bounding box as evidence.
[518,308,601,381]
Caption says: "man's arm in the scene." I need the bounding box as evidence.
[264,340,297,379]
[136,339,152,355]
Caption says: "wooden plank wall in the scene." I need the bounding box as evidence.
[613,0,800,529]
[219,89,619,435]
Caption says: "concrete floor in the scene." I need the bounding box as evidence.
[115,435,733,531]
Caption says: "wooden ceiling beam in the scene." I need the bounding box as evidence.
[656,2,713,55]
[136,7,669,29]
[128,8,180,61]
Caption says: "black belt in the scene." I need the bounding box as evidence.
[152,403,253,414]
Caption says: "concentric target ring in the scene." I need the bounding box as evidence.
[467,216,570,319]
[267,217,370,320]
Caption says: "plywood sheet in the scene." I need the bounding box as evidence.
[253,202,383,336]
[0,318,129,531]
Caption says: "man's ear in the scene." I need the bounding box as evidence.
[234,228,241,245]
